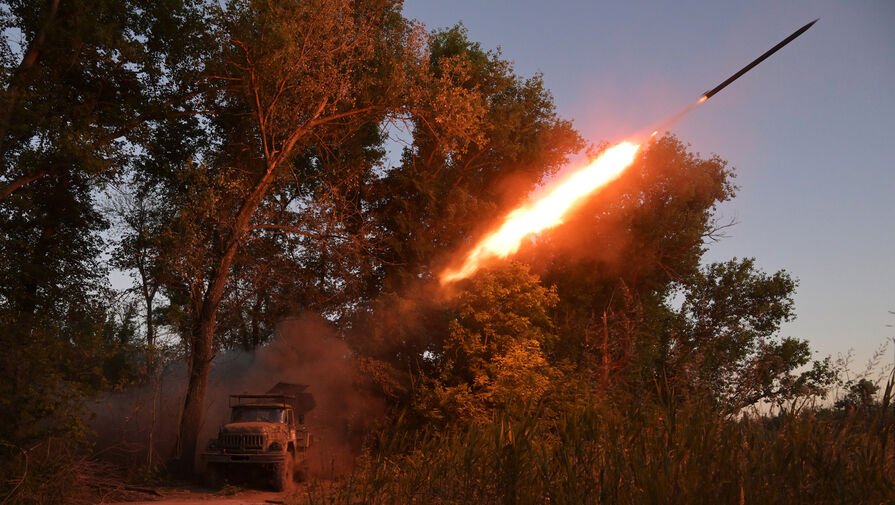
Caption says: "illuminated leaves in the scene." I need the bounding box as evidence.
[426,263,560,421]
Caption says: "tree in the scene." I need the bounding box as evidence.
[0,169,111,444]
[369,25,583,294]
[0,0,207,457]
[835,378,881,412]
[144,0,485,472]
[526,135,737,390]
[423,262,561,422]
[667,258,834,411]
[0,0,209,200]
[348,25,584,390]
[109,186,165,352]
[486,135,836,412]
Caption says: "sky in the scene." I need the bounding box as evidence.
[402,0,895,370]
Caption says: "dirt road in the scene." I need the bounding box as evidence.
[102,483,307,505]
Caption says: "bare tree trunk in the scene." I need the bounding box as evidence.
[175,165,281,475]
[144,290,155,348]
[142,290,156,372]
[250,293,262,349]
[176,318,215,474]
[148,369,161,469]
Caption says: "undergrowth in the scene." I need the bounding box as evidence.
[298,369,894,505]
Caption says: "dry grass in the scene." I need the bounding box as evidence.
[297,370,894,505]
[0,438,163,505]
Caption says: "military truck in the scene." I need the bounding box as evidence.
[201,383,315,491]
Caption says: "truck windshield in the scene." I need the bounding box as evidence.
[231,407,285,423]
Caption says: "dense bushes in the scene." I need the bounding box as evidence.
[303,369,894,505]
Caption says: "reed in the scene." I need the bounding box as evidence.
[299,368,895,505]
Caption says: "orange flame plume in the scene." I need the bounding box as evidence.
[440,141,641,284]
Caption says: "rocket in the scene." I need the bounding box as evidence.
[649,19,818,138]
[701,19,818,102]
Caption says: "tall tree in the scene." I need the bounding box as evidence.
[0,0,206,445]
[145,0,483,472]
[527,135,737,389]
[349,25,584,386]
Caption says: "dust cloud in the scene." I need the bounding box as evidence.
[90,313,384,477]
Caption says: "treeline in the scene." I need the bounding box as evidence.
[0,1,891,504]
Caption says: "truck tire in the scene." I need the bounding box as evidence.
[272,453,294,491]
[203,462,224,489]
[294,459,308,483]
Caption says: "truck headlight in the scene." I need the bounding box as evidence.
[268,441,282,451]
[207,439,220,451]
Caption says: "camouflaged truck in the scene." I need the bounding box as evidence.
[201,383,315,491]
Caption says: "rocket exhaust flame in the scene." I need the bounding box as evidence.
[439,100,702,285]
[439,19,818,285]
[441,142,640,283]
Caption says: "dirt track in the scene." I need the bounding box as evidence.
[103,483,307,505]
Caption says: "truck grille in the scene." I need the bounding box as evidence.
[221,434,264,451]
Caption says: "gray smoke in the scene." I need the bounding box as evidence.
[90,313,384,478]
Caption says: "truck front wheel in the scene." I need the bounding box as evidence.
[203,462,224,489]
[272,452,294,491]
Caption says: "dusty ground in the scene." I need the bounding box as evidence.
[101,482,310,505]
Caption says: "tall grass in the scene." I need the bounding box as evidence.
[299,369,894,505]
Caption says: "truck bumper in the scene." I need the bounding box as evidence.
[201,452,287,464]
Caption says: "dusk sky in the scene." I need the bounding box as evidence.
[403,0,895,369]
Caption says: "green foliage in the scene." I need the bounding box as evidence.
[446,262,558,372]
[0,0,208,498]
[0,174,116,446]
[667,258,836,410]
[528,135,737,390]
[350,25,585,397]
[365,23,584,297]
[0,0,209,194]
[421,263,562,422]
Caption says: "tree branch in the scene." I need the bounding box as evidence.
[93,90,207,147]
[0,0,61,157]
[0,172,47,200]
[249,223,321,238]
